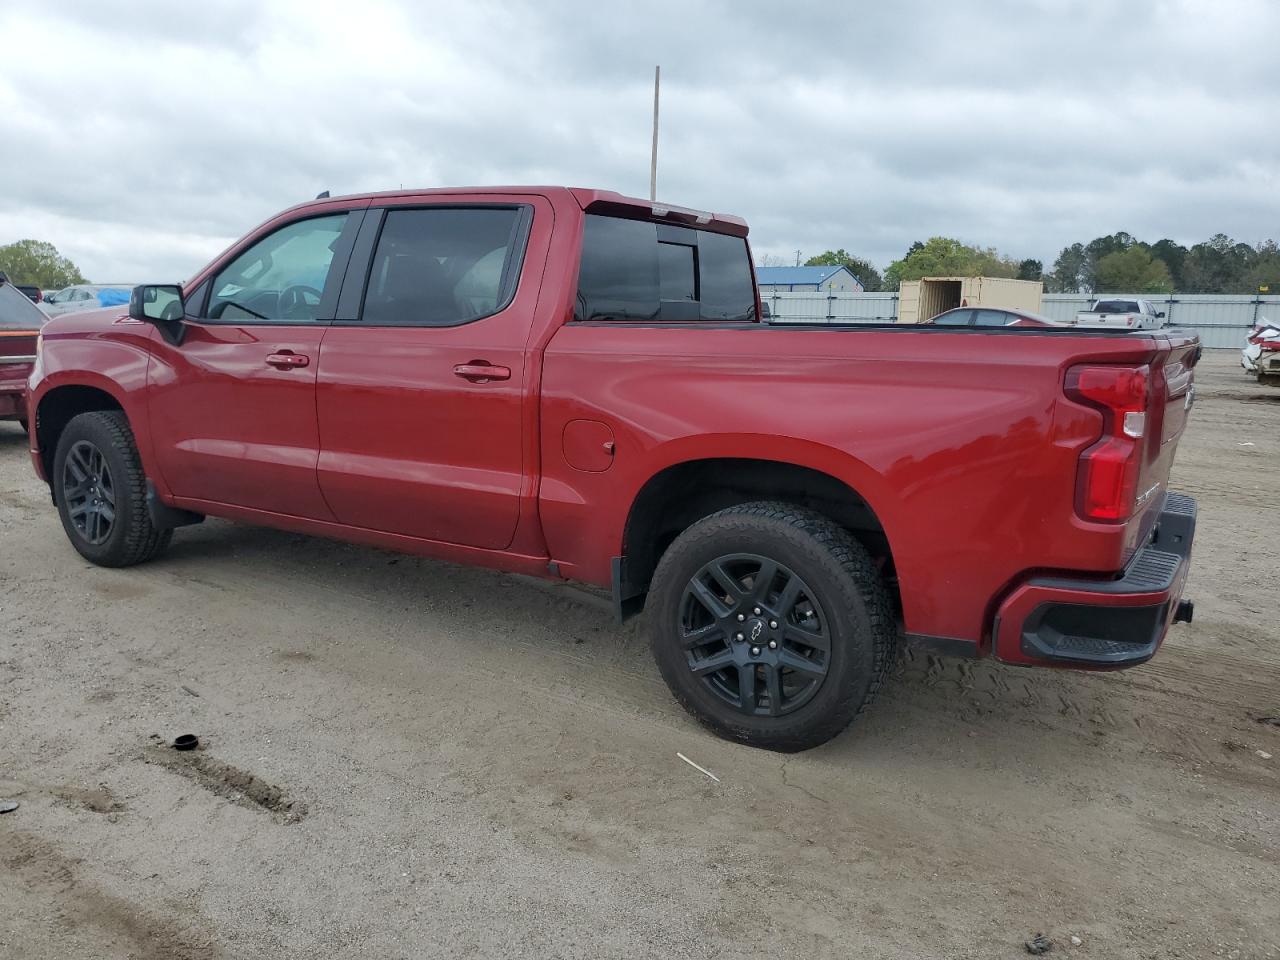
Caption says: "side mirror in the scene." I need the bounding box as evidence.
[1157,311,1166,319]
[130,284,186,343]
[129,284,184,322]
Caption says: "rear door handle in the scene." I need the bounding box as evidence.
[453,362,511,383]
[266,351,310,369]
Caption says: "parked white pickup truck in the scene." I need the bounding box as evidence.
[1074,297,1166,330]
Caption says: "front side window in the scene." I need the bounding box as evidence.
[360,206,528,326]
[575,214,757,323]
[930,309,973,326]
[208,214,348,322]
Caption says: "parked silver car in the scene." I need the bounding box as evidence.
[41,283,135,317]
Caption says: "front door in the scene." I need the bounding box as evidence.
[148,211,361,518]
[316,199,548,549]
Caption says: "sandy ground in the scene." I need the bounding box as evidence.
[1,350,1277,960]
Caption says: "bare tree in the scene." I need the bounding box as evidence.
[756,253,792,268]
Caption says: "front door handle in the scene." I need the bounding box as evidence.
[266,351,310,369]
[453,362,511,383]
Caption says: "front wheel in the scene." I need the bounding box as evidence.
[53,411,172,567]
[648,502,896,752]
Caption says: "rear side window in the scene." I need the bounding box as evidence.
[576,214,756,323]
[972,309,1012,326]
[361,206,530,326]
[0,282,47,329]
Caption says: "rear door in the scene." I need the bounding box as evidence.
[314,195,550,549]
[147,208,364,517]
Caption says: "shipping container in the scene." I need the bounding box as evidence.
[897,277,1043,324]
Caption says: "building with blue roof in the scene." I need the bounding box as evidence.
[755,265,864,293]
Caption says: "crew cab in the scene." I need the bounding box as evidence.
[1075,297,1166,330]
[26,187,1200,751]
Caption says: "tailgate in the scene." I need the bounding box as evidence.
[1129,335,1198,555]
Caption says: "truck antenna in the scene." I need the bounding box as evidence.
[649,65,660,201]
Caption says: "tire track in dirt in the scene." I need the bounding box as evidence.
[0,830,222,960]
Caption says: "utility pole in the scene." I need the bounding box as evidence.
[650,66,660,201]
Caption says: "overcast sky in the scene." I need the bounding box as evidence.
[2,0,1277,282]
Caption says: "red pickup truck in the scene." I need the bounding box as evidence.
[25,187,1200,751]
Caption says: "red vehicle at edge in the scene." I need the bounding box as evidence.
[25,187,1200,751]
[1,272,48,430]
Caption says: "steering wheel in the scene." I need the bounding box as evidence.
[278,285,323,320]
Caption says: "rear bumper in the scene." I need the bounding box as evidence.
[993,492,1196,668]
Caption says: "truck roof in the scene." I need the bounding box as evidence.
[281,186,750,238]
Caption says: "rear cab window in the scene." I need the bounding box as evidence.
[575,214,757,323]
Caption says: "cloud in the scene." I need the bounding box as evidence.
[1,0,1276,281]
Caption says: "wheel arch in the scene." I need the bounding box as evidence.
[615,448,900,620]
[34,380,129,486]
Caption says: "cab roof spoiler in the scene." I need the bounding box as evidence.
[569,188,749,238]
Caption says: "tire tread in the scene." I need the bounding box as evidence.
[649,500,897,751]
[56,411,171,567]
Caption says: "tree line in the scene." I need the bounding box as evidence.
[0,239,87,288]
[782,233,1280,296]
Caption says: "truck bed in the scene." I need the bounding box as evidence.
[539,321,1198,650]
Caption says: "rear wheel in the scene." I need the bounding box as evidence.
[648,501,896,752]
[53,411,172,567]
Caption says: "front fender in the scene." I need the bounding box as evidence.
[30,321,164,494]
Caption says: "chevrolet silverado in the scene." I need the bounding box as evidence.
[26,187,1200,750]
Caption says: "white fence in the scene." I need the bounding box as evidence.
[1040,294,1278,349]
[764,290,1280,349]
[762,291,897,324]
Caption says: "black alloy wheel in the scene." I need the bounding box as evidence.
[648,501,896,752]
[679,553,830,718]
[62,439,116,545]
[52,410,172,567]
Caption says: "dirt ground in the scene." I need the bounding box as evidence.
[1,350,1277,960]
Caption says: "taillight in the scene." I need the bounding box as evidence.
[1064,364,1150,522]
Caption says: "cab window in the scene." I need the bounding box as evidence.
[207,214,349,322]
[360,206,530,326]
[575,214,757,323]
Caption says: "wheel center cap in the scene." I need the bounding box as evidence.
[746,618,767,644]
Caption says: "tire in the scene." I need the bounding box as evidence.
[648,501,896,752]
[53,411,172,567]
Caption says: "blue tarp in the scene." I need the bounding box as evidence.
[96,287,131,307]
